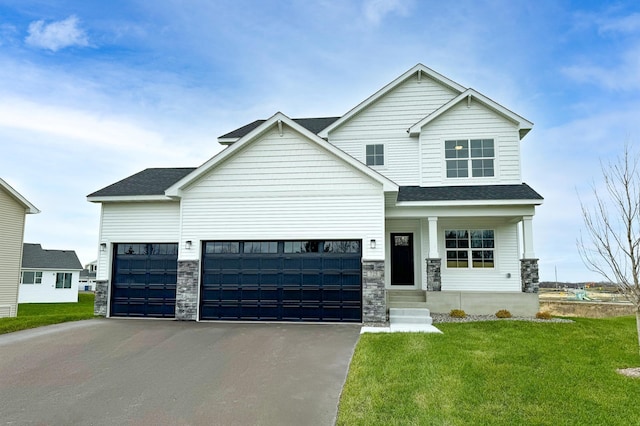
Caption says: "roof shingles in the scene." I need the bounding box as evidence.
[397,184,543,202]
[87,168,196,198]
[22,243,83,270]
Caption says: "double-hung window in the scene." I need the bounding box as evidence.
[445,230,495,268]
[445,139,494,178]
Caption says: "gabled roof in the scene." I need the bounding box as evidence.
[22,243,83,270]
[317,64,466,138]
[0,178,39,214]
[87,168,196,201]
[407,88,534,139]
[218,117,340,145]
[166,112,398,196]
[397,184,543,204]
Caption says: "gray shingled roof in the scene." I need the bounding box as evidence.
[87,168,196,198]
[219,117,340,139]
[22,243,83,270]
[397,184,543,202]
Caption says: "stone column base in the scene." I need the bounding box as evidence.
[521,258,539,293]
[362,260,386,324]
[426,258,442,291]
[94,280,109,316]
[176,260,199,320]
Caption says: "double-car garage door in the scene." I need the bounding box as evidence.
[111,240,362,322]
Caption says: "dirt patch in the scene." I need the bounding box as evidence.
[617,367,640,378]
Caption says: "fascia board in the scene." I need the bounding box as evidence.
[408,89,534,137]
[217,137,239,145]
[86,195,175,203]
[395,199,544,207]
[318,64,465,138]
[0,178,40,214]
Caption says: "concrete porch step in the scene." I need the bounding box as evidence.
[389,315,434,325]
[389,301,429,309]
[390,307,431,317]
[389,307,433,326]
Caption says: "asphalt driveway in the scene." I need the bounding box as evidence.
[0,319,361,426]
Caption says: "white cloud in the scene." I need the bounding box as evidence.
[362,0,412,25]
[25,15,89,51]
[598,12,640,34]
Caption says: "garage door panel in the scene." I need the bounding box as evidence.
[110,243,178,318]
[200,240,362,322]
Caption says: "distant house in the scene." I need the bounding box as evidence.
[0,178,39,317]
[79,260,97,292]
[19,243,83,303]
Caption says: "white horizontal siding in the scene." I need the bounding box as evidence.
[439,219,521,292]
[420,100,522,186]
[0,188,25,317]
[181,126,386,260]
[97,202,180,280]
[187,127,381,197]
[328,75,458,186]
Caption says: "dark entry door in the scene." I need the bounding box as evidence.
[391,233,414,285]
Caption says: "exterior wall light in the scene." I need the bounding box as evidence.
[185,240,192,249]
[100,243,107,252]
[370,239,376,249]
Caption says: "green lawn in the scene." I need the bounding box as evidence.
[338,317,640,426]
[0,293,96,335]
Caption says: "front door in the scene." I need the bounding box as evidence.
[391,233,414,286]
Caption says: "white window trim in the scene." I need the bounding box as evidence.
[444,228,496,270]
[442,137,499,183]
[21,271,43,284]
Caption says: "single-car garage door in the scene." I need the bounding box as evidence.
[111,243,178,318]
[200,240,362,322]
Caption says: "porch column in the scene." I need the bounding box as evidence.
[521,216,539,293]
[176,260,199,320]
[428,216,439,258]
[522,216,535,258]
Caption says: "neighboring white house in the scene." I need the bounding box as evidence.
[87,64,543,324]
[79,260,97,292]
[19,243,83,303]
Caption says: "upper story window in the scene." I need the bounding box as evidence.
[445,139,494,178]
[366,144,384,166]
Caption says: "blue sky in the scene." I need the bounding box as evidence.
[1,0,639,282]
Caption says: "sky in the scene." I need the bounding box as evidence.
[1,0,639,282]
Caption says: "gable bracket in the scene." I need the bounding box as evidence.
[417,69,422,83]
[277,119,283,136]
[467,94,472,108]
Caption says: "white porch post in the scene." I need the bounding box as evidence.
[522,216,535,259]
[428,217,439,258]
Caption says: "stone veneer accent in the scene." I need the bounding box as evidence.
[521,258,539,293]
[94,280,109,316]
[362,260,386,324]
[426,258,442,291]
[176,260,199,320]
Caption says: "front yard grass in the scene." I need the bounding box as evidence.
[338,317,640,425]
[0,293,95,335]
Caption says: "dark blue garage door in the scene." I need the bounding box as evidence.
[200,240,362,322]
[111,243,178,318]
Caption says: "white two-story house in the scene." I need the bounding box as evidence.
[88,64,542,324]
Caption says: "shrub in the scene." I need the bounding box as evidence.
[536,311,552,320]
[495,309,512,318]
[449,309,466,318]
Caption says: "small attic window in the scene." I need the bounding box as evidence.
[366,144,384,166]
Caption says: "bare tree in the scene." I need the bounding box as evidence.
[578,144,640,355]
